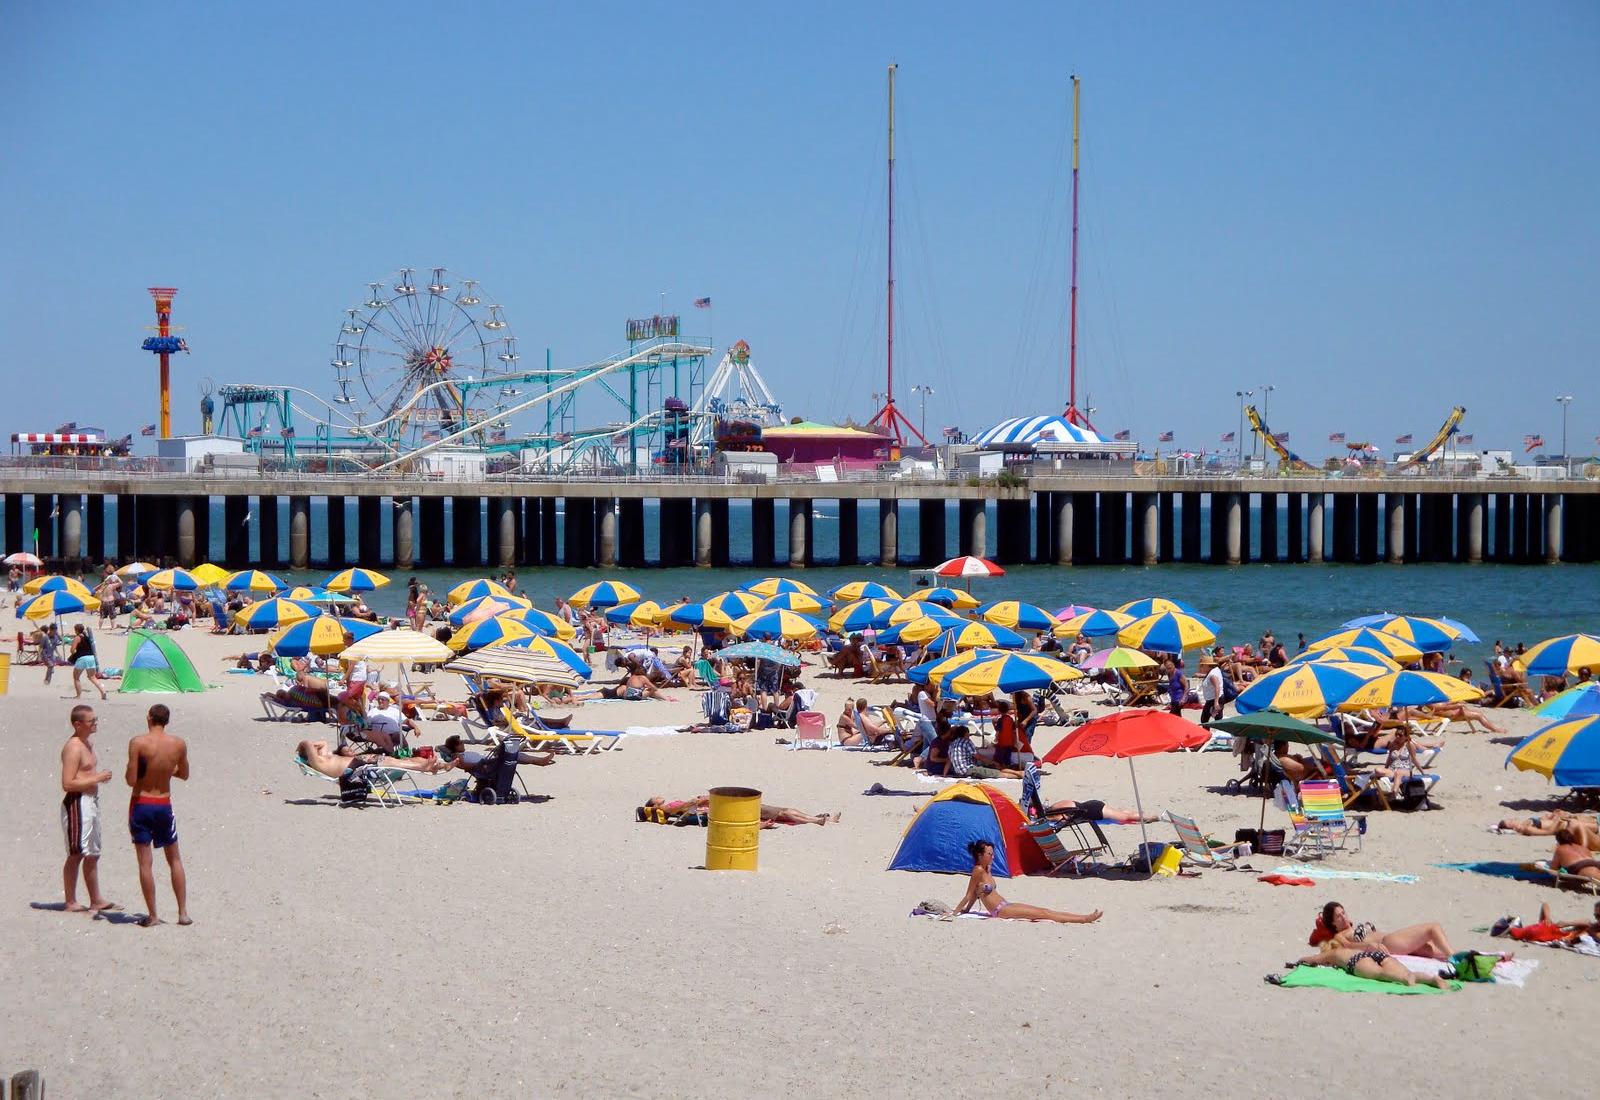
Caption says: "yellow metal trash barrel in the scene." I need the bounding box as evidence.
[0,652,10,695]
[705,786,761,871]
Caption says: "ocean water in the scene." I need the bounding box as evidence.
[7,496,1595,665]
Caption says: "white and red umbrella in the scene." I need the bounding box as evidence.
[3,552,42,569]
[932,555,1004,579]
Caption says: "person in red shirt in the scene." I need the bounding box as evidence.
[1496,900,1600,944]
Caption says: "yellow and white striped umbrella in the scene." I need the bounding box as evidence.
[340,629,455,664]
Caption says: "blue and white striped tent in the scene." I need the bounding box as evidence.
[972,415,1105,449]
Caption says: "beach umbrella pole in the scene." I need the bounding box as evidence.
[1127,756,1153,858]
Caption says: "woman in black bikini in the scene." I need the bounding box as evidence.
[1554,826,1600,881]
[1311,901,1458,960]
[1291,945,1455,990]
[947,840,1102,925]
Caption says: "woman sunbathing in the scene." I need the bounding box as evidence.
[1290,945,1455,990]
[1309,901,1457,960]
[1496,811,1599,848]
[948,840,1102,924]
[638,795,838,827]
[295,739,448,779]
[1553,827,1600,880]
[1036,797,1158,825]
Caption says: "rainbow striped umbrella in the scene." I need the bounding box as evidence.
[1506,715,1600,788]
[232,597,319,631]
[605,600,667,628]
[23,574,94,598]
[758,592,827,614]
[1337,670,1483,711]
[447,616,538,653]
[1115,597,1200,619]
[502,635,592,678]
[322,567,391,593]
[936,651,1082,698]
[1078,647,1157,671]
[504,606,579,641]
[223,569,287,593]
[267,616,384,656]
[1117,611,1219,654]
[827,580,902,603]
[569,580,641,609]
[907,586,979,610]
[447,578,514,607]
[932,621,1027,655]
[1531,682,1600,720]
[661,601,735,631]
[1235,661,1386,719]
[1285,646,1401,671]
[1053,608,1134,638]
[740,577,818,598]
[449,594,532,626]
[828,599,903,633]
[1306,628,1423,665]
[17,591,100,620]
[731,609,823,642]
[1516,634,1600,678]
[975,600,1057,632]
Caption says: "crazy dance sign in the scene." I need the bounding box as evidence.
[626,315,680,341]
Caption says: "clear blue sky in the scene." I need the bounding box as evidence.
[3,2,1596,456]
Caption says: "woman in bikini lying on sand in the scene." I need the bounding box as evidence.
[1497,810,1599,849]
[1309,901,1464,960]
[1290,945,1456,990]
[638,795,839,827]
[947,840,1102,925]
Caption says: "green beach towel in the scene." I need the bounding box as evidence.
[1274,967,1461,995]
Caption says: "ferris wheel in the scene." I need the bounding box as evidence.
[331,266,521,450]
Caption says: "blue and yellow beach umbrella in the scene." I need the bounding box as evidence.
[146,568,203,592]
[286,586,352,605]
[1369,615,1459,654]
[740,577,818,598]
[759,592,827,615]
[569,580,642,609]
[933,621,1027,655]
[1337,669,1482,711]
[907,647,1009,688]
[704,590,766,619]
[1285,646,1401,671]
[504,606,579,641]
[1506,715,1600,788]
[190,563,230,587]
[828,599,902,633]
[233,597,319,631]
[223,569,288,593]
[937,651,1082,698]
[1235,661,1385,719]
[267,615,384,656]
[1516,634,1600,678]
[827,580,902,604]
[1117,611,1219,654]
[1531,682,1600,721]
[448,615,538,653]
[22,574,94,599]
[17,590,100,620]
[447,578,515,607]
[1053,608,1134,639]
[661,601,735,631]
[875,616,947,646]
[605,600,667,628]
[502,634,593,678]
[732,609,823,642]
[975,600,1058,632]
[1115,597,1200,619]
[323,567,391,593]
[1307,628,1423,665]
[907,586,979,610]
[889,600,962,628]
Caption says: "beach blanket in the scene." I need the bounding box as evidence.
[1272,967,1460,995]
[622,725,687,738]
[1396,954,1538,988]
[1271,864,1419,884]
[1434,861,1551,885]
[909,910,990,920]
[917,773,1020,787]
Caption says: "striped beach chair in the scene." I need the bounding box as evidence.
[1285,779,1365,858]
[1166,812,1252,870]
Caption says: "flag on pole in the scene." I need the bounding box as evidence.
[1456,433,1474,445]
[1395,433,1414,445]
[1328,431,1346,443]
[1272,432,1290,443]
[1158,431,1174,442]
[246,427,263,438]
[139,423,157,436]
[1113,429,1132,441]
[693,297,712,309]
[1524,434,1544,453]
[1220,431,1235,443]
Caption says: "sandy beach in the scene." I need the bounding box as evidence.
[3,613,1595,1098]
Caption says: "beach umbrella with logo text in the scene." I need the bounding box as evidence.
[908,586,979,610]
[827,580,903,603]
[976,601,1058,632]
[1505,715,1600,788]
[323,567,391,593]
[1307,628,1423,665]
[1235,661,1385,718]
[1337,670,1483,711]
[1117,611,1219,654]
[1516,634,1600,678]
[740,577,818,598]
[223,569,288,593]
[569,580,641,609]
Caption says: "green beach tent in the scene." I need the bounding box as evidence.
[118,630,206,694]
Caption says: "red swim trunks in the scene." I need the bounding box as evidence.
[1508,921,1566,943]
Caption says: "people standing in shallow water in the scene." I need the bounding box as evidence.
[947,840,1102,925]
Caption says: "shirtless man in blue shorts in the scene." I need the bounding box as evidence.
[125,703,191,928]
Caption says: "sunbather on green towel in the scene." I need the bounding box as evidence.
[1311,901,1458,960]
[1292,945,1455,991]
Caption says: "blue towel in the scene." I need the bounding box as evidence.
[1434,861,1550,884]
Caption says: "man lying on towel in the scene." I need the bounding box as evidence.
[296,739,448,779]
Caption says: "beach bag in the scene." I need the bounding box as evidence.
[1447,950,1497,982]
[1256,829,1285,856]
[702,688,731,726]
[338,771,370,806]
[1219,671,1239,703]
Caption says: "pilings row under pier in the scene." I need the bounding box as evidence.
[5,483,1598,569]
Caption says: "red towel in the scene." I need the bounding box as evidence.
[1258,873,1314,887]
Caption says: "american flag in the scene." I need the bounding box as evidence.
[1395,433,1414,445]
[1113,429,1131,441]
[1220,431,1235,443]
[281,426,296,438]
[1524,434,1544,453]
[139,423,157,436]
[422,430,442,442]
[1158,431,1174,442]
[1272,432,1291,443]
[489,428,507,442]
[246,426,263,438]
[693,297,712,309]
[1328,431,1346,443]
[1456,433,1474,445]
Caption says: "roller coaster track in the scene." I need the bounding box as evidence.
[1244,405,1313,470]
[1394,406,1467,470]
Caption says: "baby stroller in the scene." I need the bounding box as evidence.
[471,735,529,805]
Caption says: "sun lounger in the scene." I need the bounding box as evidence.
[1166,811,1252,869]
[1530,860,1600,896]
[1284,779,1365,858]
[502,706,624,755]
[1025,818,1104,876]
[261,690,330,722]
[294,755,419,807]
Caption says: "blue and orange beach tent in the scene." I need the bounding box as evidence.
[888,783,1048,877]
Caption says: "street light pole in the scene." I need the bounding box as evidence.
[1557,394,1573,477]
[1258,384,1275,460]
[911,384,934,443]
[1234,389,1253,469]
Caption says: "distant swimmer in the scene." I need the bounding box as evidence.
[125,704,191,928]
[59,705,118,914]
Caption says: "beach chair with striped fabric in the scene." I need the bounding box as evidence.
[1025,819,1102,877]
[1166,812,1252,870]
[1285,779,1366,858]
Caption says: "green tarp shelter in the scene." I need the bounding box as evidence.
[118,629,206,694]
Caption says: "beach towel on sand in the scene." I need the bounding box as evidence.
[1397,954,1538,988]
[1271,967,1460,995]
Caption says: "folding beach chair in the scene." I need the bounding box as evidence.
[1284,779,1366,858]
[1042,691,1088,728]
[790,710,831,750]
[261,691,330,723]
[1166,812,1252,869]
[294,755,419,808]
[502,707,624,756]
[1529,860,1600,896]
[1026,818,1104,877]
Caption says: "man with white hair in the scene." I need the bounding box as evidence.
[363,689,412,753]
